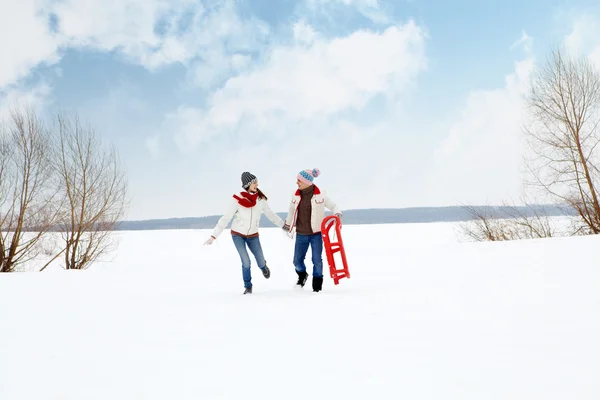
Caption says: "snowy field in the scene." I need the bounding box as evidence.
[1,221,600,399]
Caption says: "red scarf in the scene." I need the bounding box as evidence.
[233,191,258,208]
[294,185,321,196]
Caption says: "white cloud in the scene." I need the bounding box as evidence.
[50,0,164,52]
[306,0,388,24]
[307,0,381,8]
[428,15,600,208]
[157,19,428,216]
[51,0,269,80]
[0,0,268,91]
[169,20,427,150]
[230,54,252,70]
[564,15,595,52]
[427,57,534,206]
[563,14,600,68]
[293,21,317,45]
[164,106,206,151]
[174,104,432,217]
[145,135,161,157]
[0,83,53,121]
[136,0,270,87]
[510,30,533,54]
[189,46,255,89]
[0,0,61,88]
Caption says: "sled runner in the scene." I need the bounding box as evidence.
[321,215,350,285]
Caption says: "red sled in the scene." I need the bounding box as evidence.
[320,215,350,285]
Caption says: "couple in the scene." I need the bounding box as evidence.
[204,168,342,294]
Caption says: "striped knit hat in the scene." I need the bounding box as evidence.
[241,172,257,189]
[297,168,320,186]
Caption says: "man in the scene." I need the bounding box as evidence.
[283,168,342,292]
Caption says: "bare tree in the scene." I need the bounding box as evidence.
[501,203,557,239]
[523,47,600,234]
[0,105,63,272]
[49,112,128,271]
[459,202,555,242]
[460,206,510,242]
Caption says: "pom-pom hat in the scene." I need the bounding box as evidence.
[297,168,320,186]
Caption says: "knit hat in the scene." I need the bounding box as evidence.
[297,168,320,186]
[241,171,257,189]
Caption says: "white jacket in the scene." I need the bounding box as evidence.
[285,185,342,234]
[211,196,284,239]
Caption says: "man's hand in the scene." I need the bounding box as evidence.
[204,236,215,245]
[335,213,343,226]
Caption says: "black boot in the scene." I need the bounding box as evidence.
[262,265,270,279]
[312,277,323,292]
[243,286,252,294]
[296,270,308,287]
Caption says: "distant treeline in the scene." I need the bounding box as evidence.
[112,205,577,231]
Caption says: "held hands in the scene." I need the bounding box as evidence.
[204,236,215,245]
[282,223,294,239]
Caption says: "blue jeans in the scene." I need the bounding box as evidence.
[232,235,267,288]
[293,233,324,278]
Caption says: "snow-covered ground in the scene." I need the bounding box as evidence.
[1,221,599,399]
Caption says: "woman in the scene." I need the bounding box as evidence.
[283,168,342,292]
[204,172,285,294]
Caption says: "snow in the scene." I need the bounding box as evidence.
[1,221,600,399]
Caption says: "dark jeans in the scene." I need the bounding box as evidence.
[293,233,324,278]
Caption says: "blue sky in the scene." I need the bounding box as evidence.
[1,0,600,220]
